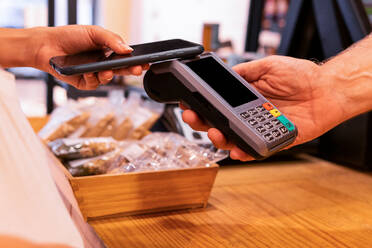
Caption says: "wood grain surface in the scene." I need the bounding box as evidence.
[70,164,218,220]
[90,154,372,248]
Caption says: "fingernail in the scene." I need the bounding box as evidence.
[119,41,133,51]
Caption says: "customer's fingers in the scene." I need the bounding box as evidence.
[129,65,144,75]
[182,109,210,131]
[82,73,100,90]
[142,64,150,70]
[98,70,114,84]
[114,64,147,76]
[86,25,133,54]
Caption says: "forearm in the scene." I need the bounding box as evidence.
[320,34,372,122]
[0,28,42,68]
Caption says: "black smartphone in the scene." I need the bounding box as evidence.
[49,39,204,75]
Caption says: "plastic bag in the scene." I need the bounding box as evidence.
[111,91,139,140]
[52,132,227,176]
[40,93,164,142]
[80,98,116,138]
[141,132,228,169]
[111,133,228,174]
[67,148,129,177]
[38,101,90,142]
[48,137,118,161]
[122,92,164,140]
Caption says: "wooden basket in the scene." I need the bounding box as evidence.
[30,116,219,220]
[56,160,218,220]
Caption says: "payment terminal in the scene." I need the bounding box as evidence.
[143,52,297,159]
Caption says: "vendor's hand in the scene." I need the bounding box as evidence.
[181,56,345,161]
[32,25,148,90]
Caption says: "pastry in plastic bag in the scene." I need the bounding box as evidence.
[76,97,116,138]
[110,133,228,174]
[99,118,117,137]
[81,112,115,137]
[109,142,166,173]
[48,137,118,160]
[112,117,133,140]
[67,148,129,177]
[38,102,90,142]
[128,98,164,140]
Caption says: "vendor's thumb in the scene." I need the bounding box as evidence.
[87,25,133,54]
[233,58,270,82]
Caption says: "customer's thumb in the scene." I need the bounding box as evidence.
[87,26,133,54]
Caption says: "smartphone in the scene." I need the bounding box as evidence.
[49,39,204,76]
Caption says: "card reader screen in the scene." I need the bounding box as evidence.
[186,57,258,107]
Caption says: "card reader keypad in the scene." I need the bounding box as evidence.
[247,108,258,116]
[264,122,274,130]
[248,119,258,126]
[240,112,250,119]
[263,112,273,119]
[255,106,265,112]
[256,126,266,134]
[255,115,266,122]
[240,102,295,145]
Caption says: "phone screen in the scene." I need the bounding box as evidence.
[186,57,258,108]
[51,39,201,68]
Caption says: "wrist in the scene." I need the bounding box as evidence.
[320,59,372,122]
[0,27,46,68]
[26,27,50,70]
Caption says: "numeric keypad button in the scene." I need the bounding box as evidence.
[279,126,288,134]
[240,112,250,119]
[248,119,258,126]
[263,112,273,119]
[264,133,274,142]
[255,106,265,112]
[256,126,266,134]
[271,129,281,138]
[264,122,274,130]
[255,115,266,122]
[270,119,281,126]
[247,109,258,116]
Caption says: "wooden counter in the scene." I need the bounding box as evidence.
[89,154,372,248]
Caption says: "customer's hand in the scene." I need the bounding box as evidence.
[32,25,148,90]
[181,56,345,161]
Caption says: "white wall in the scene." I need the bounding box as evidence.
[128,0,250,53]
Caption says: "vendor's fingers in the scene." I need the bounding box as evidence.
[232,58,269,82]
[98,70,114,84]
[83,73,100,90]
[182,109,210,131]
[207,128,234,150]
[230,146,254,161]
[207,128,254,161]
